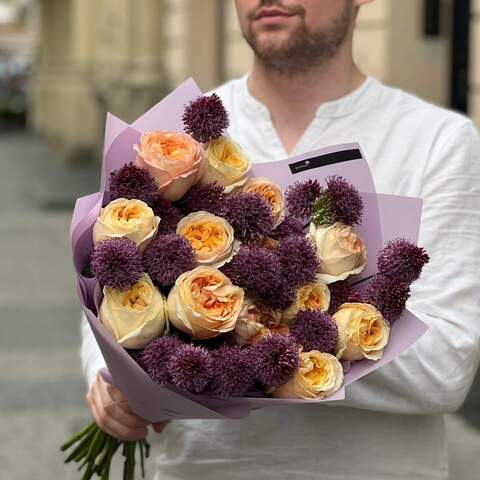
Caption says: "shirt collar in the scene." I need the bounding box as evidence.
[238,73,378,119]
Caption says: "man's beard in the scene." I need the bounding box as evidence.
[244,0,354,74]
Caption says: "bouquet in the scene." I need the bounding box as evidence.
[62,79,430,479]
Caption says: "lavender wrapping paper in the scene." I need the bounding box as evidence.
[71,79,428,421]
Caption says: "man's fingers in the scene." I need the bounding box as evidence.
[104,402,150,429]
[153,421,169,433]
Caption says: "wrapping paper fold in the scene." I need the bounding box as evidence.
[71,78,428,421]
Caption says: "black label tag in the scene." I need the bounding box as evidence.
[288,149,362,174]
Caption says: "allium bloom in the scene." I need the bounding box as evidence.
[182,182,227,216]
[271,216,305,240]
[291,310,338,354]
[250,334,301,387]
[109,163,159,206]
[224,192,274,242]
[261,279,296,311]
[377,238,430,284]
[91,238,143,290]
[211,345,255,397]
[328,281,361,315]
[277,236,319,287]
[140,335,184,384]
[150,196,182,234]
[325,175,364,226]
[285,179,322,222]
[143,234,196,287]
[182,93,230,144]
[364,274,411,324]
[168,344,213,393]
[225,245,280,292]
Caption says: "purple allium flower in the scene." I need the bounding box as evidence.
[377,238,430,284]
[328,281,361,315]
[109,163,158,206]
[182,182,227,216]
[250,334,301,387]
[277,236,319,287]
[325,175,364,226]
[91,238,143,290]
[140,336,184,384]
[224,192,274,242]
[168,344,214,394]
[364,274,411,324]
[271,215,306,240]
[150,196,182,234]
[225,245,280,291]
[261,279,296,311]
[182,93,230,144]
[143,234,196,287]
[285,179,322,222]
[210,345,255,398]
[291,310,338,354]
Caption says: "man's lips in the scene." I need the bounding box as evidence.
[254,8,296,20]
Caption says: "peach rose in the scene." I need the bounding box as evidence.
[99,274,167,349]
[282,278,331,324]
[272,351,344,399]
[201,137,251,191]
[167,266,244,340]
[92,198,160,251]
[243,177,285,227]
[333,303,390,361]
[233,298,287,346]
[176,211,239,268]
[308,222,367,283]
[134,130,206,201]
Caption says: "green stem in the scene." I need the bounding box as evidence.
[139,440,146,478]
[60,422,96,452]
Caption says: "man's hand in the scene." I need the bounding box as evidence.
[86,372,168,440]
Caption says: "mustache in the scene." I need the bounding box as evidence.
[246,0,305,21]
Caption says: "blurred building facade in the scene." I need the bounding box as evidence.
[28,0,480,163]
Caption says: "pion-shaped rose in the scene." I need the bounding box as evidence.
[167,266,244,340]
[93,198,160,251]
[242,177,285,228]
[282,277,331,324]
[308,222,367,283]
[333,303,390,361]
[134,131,206,201]
[233,298,287,346]
[99,274,167,349]
[272,351,344,399]
[176,211,239,268]
[201,137,251,192]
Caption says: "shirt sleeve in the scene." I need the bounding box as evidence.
[337,120,480,414]
[80,312,107,389]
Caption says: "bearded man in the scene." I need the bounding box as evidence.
[81,1,480,479]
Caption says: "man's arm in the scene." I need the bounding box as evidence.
[80,312,107,388]
[339,120,480,414]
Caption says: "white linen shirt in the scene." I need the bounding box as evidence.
[81,76,480,480]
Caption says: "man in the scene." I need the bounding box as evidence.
[81,1,480,478]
